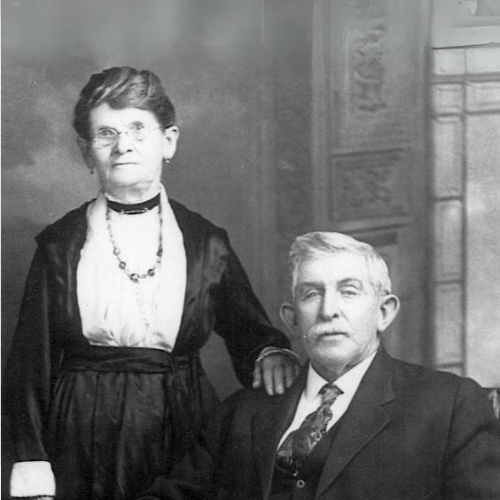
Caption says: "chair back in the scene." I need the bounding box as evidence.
[487,388,500,420]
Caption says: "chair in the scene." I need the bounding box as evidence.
[487,388,500,420]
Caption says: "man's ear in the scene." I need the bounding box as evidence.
[77,137,93,170]
[280,302,300,339]
[377,294,400,332]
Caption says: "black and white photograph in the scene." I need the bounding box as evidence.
[2,1,500,499]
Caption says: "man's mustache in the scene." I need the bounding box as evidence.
[305,322,346,338]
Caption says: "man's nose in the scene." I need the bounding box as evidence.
[320,291,340,320]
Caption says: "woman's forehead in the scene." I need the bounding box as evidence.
[88,103,158,127]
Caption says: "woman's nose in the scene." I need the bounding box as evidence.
[114,131,135,154]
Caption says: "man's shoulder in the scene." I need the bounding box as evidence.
[389,354,485,400]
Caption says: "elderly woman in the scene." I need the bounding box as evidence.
[4,67,299,500]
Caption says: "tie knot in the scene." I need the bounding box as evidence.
[319,383,343,405]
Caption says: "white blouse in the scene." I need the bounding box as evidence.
[77,184,187,351]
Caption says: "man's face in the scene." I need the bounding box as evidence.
[287,251,395,378]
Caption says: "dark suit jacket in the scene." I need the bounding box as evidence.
[141,348,500,500]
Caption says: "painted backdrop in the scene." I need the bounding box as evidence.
[2,0,274,398]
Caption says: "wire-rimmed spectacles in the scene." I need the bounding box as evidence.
[91,124,162,148]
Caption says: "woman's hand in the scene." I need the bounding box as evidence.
[252,353,301,396]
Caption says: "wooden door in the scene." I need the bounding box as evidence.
[265,0,432,364]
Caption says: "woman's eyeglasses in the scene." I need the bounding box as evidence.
[92,124,162,147]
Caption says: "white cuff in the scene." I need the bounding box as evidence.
[256,346,301,365]
[10,461,56,497]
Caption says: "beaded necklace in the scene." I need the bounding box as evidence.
[105,204,163,283]
[105,203,163,330]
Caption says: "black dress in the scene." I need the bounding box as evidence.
[4,199,289,500]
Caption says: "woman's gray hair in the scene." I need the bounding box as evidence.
[288,232,392,298]
[73,66,176,140]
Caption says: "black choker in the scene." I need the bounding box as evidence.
[107,194,161,215]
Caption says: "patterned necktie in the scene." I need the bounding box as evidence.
[276,383,343,474]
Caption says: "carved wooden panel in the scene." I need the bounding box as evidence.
[313,0,427,227]
[330,149,408,224]
[310,0,430,363]
[265,0,430,364]
[325,0,419,152]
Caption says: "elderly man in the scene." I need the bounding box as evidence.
[141,232,500,500]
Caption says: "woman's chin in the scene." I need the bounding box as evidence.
[105,174,150,191]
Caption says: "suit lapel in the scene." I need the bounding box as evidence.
[252,367,308,499]
[316,348,395,497]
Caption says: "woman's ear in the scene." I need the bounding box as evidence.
[77,137,94,171]
[377,294,400,332]
[280,302,300,339]
[163,125,179,161]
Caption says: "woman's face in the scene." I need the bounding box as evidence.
[79,103,179,201]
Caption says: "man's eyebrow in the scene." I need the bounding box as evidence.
[338,278,363,288]
[296,281,323,291]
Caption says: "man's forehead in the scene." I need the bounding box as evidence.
[297,252,370,282]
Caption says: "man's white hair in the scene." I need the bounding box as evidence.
[288,232,392,298]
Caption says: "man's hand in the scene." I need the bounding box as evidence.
[252,353,301,395]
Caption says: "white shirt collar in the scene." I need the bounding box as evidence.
[304,351,377,402]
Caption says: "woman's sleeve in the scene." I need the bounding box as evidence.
[3,243,61,463]
[213,233,290,387]
[10,461,56,498]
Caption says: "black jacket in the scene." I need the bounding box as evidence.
[141,348,500,500]
[4,199,289,464]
